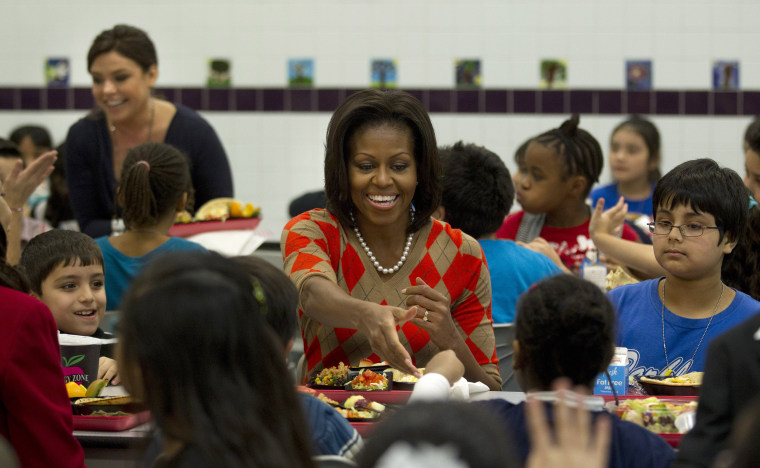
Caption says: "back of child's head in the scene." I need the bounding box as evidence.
[231,255,299,348]
[0,138,22,158]
[611,116,662,182]
[515,275,615,389]
[438,141,514,239]
[119,251,314,467]
[531,114,603,197]
[357,401,518,468]
[119,142,193,229]
[19,230,103,296]
[743,117,760,154]
[653,158,747,245]
[9,125,53,154]
[722,202,760,301]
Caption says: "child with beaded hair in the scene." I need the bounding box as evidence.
[94,142,206,311]
[609,158,760,378]
[496,114,639,272]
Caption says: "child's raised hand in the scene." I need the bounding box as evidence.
[525,379,611,468]
[424,350,464,385]
[589,197,628,239]
[98,356,120,385]
[2,150,57,210]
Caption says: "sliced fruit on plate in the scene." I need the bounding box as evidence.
[193,198,261,222]
[85,378,108,397]
[66,381,87,398]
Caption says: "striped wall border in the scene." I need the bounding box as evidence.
[1,87,758,116]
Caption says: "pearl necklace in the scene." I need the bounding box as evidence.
[660,279,724,368]
[351,211,414,275]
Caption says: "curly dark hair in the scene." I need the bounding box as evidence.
[528,114,604,197]
[723,204,760,301]
[439,141,514,239]
[323,89,441,234]
[515,274,615,389]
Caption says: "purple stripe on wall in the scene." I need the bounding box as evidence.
[1,87,758,116]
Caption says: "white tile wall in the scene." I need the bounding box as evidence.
[0,0,756,237]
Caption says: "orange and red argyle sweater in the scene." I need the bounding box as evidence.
[282,209,500,383]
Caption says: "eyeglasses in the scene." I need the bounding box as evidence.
[647,221,723,237]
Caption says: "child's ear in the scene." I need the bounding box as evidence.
[568,175,588,198]
[722,234,738,254]
[175,192,188,212]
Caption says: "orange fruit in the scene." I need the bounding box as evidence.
[66,381,87,398]
[229,201,243,218]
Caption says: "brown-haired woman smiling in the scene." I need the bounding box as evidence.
[65,24,233,238]
[282,89,501,390]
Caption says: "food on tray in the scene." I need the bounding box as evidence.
[388,368,423,383]
[74,396,133,406]
[190,198,261,222]
[66,382,87,398]
[175,210,192,223]
[85,378,108,397]
[344,395,386,413]
[89,410,131,417]
[349,369,389,391]
[640,372,703,386]
[610,397,697,434]
[312,362,350,386]
[606,267,639,291]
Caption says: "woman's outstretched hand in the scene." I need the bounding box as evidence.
[358,302,420,377]
[525,379,611,468]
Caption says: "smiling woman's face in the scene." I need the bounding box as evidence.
[89,50,156,125]
[348,123,417,232]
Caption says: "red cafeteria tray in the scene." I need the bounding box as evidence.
[601,395,697,448]
[73,410,150,431]
[168,217,261,238]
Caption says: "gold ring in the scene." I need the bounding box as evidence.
[423,310,429,322]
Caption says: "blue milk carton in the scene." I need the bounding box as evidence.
[593,347,629,396]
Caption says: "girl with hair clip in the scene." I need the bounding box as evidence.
[590,116,662,238]
[282,89,501,391]
[496,114,639,272]
[117,251,315,468]
[94,142,206,311]
[65,24,233,238]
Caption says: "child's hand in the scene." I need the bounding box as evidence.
[517,238,571,274]
[589,197,628,239]
[98,356,120,385]
[525,379,611,468]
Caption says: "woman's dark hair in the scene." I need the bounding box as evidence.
[515,275,615,389]
[653,158,747,245]
[722,203,760,301]
[119,142,193,229]
[9,125,52,151]
[119,252,314,467]
[0,254,30,293]
[231,255,299,348]
[439,141,514,239]
[611,116,662,182]
[324,89,441,234]
[529,114,603,197]
[357,401,518,468]
[87,24,157,72]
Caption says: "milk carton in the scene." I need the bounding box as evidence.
[593,347,629,396]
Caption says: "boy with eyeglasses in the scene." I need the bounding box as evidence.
[608,158,760,378]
